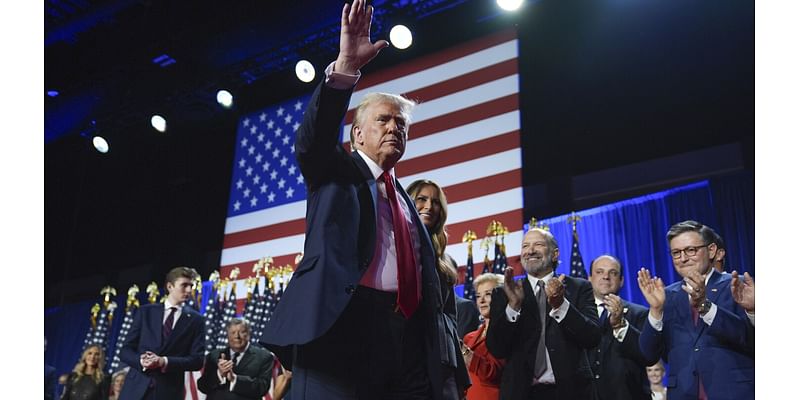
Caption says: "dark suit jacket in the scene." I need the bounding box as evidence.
[197,345,274,400]
[45,364,57,400]
[259,80,461,400]
[639,270,754,400]
[118,303,205,400]
[456,295,481,340]
[588,300,650,400]
[486,275,601,400]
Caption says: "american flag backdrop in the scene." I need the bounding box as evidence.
[218,29,525,294]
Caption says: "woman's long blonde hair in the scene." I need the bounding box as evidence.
[72,344,106,384]
[406,179,458,287]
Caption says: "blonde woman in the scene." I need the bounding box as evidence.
[647,360,668,400]
[62,344,110,400]
[462,273,506,400]
[107,368,127,400]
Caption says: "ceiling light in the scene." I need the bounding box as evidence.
[295,60,315,83]
[389,25,413,50]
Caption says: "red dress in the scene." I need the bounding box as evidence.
[463,322,505,400]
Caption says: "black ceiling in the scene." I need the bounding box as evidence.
[45,0,754,307]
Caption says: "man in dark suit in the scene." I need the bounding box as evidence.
[586,255,650,400]
[456,295,480,339]
[198,317,274,400]
[259,1,464,399]
[638,220,754,399]
[119,267,205,400]
[486,228,601,400]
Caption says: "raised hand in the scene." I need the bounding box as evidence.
[681,270,707,309]
[637,268,665,319]
[731,270,755,313]
[503,267,525,311]
[545,275,566,309]
[334,0,390,75]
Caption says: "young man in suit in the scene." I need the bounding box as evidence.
[486,228,601,400]
[118,267,205,400]
[259,1,464,399]
[586,255,650,400]
[638,220,754,399]
[197,317,274,400]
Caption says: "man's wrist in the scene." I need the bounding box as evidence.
[611,317,627,330]
[697,299,712,316]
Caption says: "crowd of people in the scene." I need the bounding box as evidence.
[48,1,755,399]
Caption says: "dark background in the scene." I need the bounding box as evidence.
[45,0,753,307]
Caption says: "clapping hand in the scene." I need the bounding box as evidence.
[731,270,755,313]
[545,275,566,309]
[503,267,525,311]
[604,293,624,328]
[637,268,665,319]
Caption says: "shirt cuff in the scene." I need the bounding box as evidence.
[161,357,169,373]
[324,61,360,89]
[701,303,718,326]
[612,319,629,342]
[648,313,664,332]
[217,370,227,384]
[548,298,570,322]
[505,304,521,322]
[746,311,755,326]
[229,374,238,391]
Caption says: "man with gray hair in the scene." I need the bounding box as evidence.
[198,318,273,400]
[486,228,600,400]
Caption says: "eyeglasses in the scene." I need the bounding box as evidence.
[670,244,709,259]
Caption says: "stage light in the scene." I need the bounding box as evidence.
[295,60,315,83]
[389,25,413,50]
[151,115,167,132]
[47,90,59,97]
[92,136,109,153]
[217,90,233,108]
[497,0,524,11]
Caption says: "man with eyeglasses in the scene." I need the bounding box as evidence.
[637,220,754,400]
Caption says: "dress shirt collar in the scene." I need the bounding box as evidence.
[230,342,250,357]
[356,149,395,180]
[163,299,182,310]
[527,271,554,293]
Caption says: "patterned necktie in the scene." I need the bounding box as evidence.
[163,307,177,339]
[381,171,419,318]
[533,280,548,378]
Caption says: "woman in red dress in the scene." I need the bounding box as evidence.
[462,273,506,400]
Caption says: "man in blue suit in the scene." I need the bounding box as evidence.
[119,267,205,400]
[637,220,754,400]
[259,1,464,399]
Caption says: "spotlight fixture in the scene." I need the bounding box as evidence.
[151,115,167,133]
[295,60,316,83]
[217,90,234,108]
[497,0,524,12]
[389,25,413,50]
[92,136,109,153]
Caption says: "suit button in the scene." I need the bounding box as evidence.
[345,285,356,295]
[595,374,600,379]
[595,361,600,365]
[694,347,700,352]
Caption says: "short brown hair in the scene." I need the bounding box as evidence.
[164,266,199,289]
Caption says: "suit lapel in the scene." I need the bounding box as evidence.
[695,271,724,340]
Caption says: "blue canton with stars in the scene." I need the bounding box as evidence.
[227,94,312,217]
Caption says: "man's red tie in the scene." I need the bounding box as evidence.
[381,171,419,318]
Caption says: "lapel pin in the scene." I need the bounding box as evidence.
[711,288,718,292]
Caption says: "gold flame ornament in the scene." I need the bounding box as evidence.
[146,282,160,304]
[100,286,117,308]
[462,230,478,257]
[126,284,140,310]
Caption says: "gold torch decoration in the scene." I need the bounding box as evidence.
[146,282,160,304]
[126,284,140,311]
[89,303,101,328]
[529,216,550,232]
[462,230,478,257]
[100,286,117,308]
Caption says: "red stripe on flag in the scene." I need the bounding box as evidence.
[445,209,524,246]
[440,169,521,204]
[355,29,518,90]
[408,94,519,141]
[396,130,520,176]
[223,218,306,249]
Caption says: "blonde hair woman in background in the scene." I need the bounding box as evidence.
[462,273,506,400]
[61,344,109,400]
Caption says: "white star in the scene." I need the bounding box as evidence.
[253,175,261,185]
[259,112,267,122]
[243,118,250,127]
[288,165,296,175]
[250,126,257,134]
[293,122,300,131]
[273,148,281,159]
[250,197,258,207]
[257,133,264,142]
[270,170,278,180]
[284,114,293,124]
[236,179,244,189]
[255,153,263,163]
[240,137,248,147]
[260,183,268,193]
[280,156,288,167]
[278,178,286,189]
[238,158,246,168]
[277,107,285,116]
[275,127,282,137]
[290,147,295,154]
[248,145,255,155]
[246,166,253,176]
[296,174,304,184]
[282,135,290,145]
[294,101,303,110]
[267,120,275,130]
[268,192,276,202]
[262,161,270,171]
[243,188,250,198]
[265,140,272,150]
[286,187,295,198]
